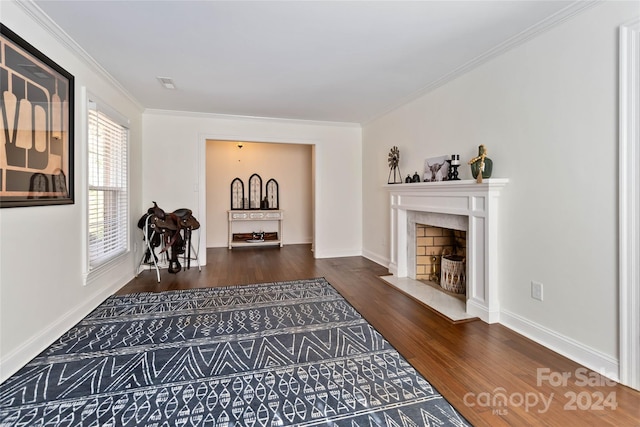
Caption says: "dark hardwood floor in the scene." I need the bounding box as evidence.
[119,244,640,426]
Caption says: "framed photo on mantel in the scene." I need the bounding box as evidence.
[1,24,74,208]
[423,155,449,182]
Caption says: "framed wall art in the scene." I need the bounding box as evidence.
[1,24,74,208]
[423,155,449,182]
[230,177,245,210]
[265,178,279,209]
[248,173,262,209]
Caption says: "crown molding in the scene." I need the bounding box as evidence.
[16,0,144,111]
[143,108,362,129]
[17,0,600,127]
[363,0,602,125]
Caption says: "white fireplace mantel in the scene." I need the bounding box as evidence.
[385,179,508,323]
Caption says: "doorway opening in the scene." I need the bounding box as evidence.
[204,140,314,251]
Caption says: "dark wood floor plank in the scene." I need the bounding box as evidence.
[119,244,640,426]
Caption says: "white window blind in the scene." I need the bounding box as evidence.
[87,101,129,270]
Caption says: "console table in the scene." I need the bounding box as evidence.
[228,210,284,249]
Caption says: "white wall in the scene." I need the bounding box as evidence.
[362,1,639,375]
[206,140,313,247]
[0,1,144,381]
[142,111,362,260]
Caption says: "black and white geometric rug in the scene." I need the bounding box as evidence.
[0,278,471,426]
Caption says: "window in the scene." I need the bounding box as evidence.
[87,99,129,270]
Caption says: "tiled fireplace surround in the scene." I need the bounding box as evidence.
[387,179,508,323]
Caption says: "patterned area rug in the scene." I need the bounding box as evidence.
[0,278,471,426]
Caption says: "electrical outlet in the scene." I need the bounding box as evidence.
[531,281,543,301]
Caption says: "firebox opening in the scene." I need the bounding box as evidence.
[416,224,467,299]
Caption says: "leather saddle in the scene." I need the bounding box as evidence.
[138,202,200,274]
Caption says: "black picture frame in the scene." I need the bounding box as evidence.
[265,178,279,209]
[1,24,74,208]
[248,173,262,210]
[230,177,244,210]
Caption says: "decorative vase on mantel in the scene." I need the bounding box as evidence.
[470,145,493,180]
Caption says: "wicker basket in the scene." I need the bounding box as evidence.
[440,254,466,294]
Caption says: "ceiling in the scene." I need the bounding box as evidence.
[33,1,587,124]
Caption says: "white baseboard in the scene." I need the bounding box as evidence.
[313,248,362,259]
[466,299,500,324]
[0,278,129,383]
[361,249,389,269]
[500,309,620,382]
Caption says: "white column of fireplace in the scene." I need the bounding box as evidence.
[386,179,508,324]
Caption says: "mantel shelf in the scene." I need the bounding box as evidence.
[384,178,509,191]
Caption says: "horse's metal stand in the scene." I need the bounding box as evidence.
[136,215,162,283]
[136,216,201,281]
[182,227,201,272]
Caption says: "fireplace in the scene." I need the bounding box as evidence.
[386,179,508,323]
[414,224,466,290]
